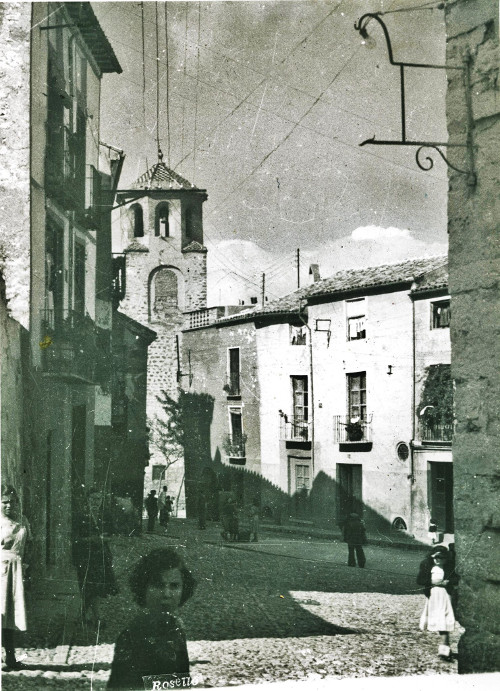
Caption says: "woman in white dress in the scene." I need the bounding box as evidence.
[417,545,459,660]
[1,484,31,670]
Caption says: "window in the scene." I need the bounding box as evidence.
[152,269,178,318]
[291,376,308,438]
[432,299,450,329]
[131,204,144,238]
[227,348,240,396]
[152,465,166,482]
[295,464,311,491]
[290,325,307,345]
[347,372,366,421]
[346,298,366,340]
[73,241,86,316]
[155,202,169,237]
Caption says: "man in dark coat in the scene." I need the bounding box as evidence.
[343,512,367,568]
[145,490,158,533]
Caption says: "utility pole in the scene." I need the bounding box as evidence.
[261,273,265,306]
[296,248,300,289]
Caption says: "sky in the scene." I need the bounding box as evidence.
[93,0,450,305]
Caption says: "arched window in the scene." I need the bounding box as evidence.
[131,204,144,237]
[152,269,178,318]
[155,202,169,237]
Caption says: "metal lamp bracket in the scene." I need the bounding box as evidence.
[354,13,476,186]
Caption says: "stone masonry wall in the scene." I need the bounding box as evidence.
[0,2,30,328]
[445,0,500,673]
[184,250,207,312]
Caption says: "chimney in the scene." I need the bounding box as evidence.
[309,264,320,283]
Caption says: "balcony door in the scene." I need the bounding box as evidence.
[229,407,243,443]
[228,348,240,396]
[291,375,308,439]
[347,372,366,421]
[45,219,64,327]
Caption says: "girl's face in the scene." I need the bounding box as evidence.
[1,494,16,518]
[145,568,183,614]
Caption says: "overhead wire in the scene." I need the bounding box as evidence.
[164,2,171,168]
[192,2,201,184]
[140,2,147,133]
[102,3,445,186]
[207,48,361,217]
[155,2,161,159]
[181,1,189,163]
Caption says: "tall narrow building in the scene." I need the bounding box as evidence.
[113,157,208,510]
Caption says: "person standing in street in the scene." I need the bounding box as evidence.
[249,501,260,542]
[343,512,366,568]
[1,484,31,670]
[417,545,459,661]
[145,490,158,533]
[158,486,168,528]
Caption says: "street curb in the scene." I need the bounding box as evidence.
[259,522,431,551]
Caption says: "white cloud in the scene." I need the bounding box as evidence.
[351,226,411,242]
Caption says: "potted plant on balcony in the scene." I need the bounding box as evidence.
[345,419,364,442]
[222,433,247,459]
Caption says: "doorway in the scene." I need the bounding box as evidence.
[429,462,454,533]
[337,464,362,520]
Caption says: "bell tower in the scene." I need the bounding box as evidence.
[113,157,208,510]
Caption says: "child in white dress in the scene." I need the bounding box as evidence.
[417,545,458,660]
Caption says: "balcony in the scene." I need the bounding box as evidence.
[222,434,246,465]
[39,310,97,383]
[280,414,310,442]
[333,415,372,444]
[223,374,240,398]
[418,420,453,444]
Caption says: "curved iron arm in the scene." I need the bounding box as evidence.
[354,13,396,64]
[416,145,471,176]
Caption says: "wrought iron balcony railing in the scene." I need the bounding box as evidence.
[280,414,310,441]
[39,309,97,383]
[223,374,240,397]
[222,434,246,462]
[418,420,453,443]
[333,415,372,443]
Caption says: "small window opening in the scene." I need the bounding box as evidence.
[131,204,144,237]
[155,202,169,237]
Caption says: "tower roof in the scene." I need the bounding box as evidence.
[131,159,196,191]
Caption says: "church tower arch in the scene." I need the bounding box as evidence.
[148,265,185,320]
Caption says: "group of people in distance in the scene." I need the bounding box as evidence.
[145,486,174,534]
[2,482,460,683]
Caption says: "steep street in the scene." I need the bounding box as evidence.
[3,519,461,689]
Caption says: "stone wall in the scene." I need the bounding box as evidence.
[445,0,500,673]
[0,2,30,328]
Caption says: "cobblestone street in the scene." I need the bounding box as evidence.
[3,519,464,689]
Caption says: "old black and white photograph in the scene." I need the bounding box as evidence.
[0,0,499,689]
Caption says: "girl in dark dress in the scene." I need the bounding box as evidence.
[107,549,196,690]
